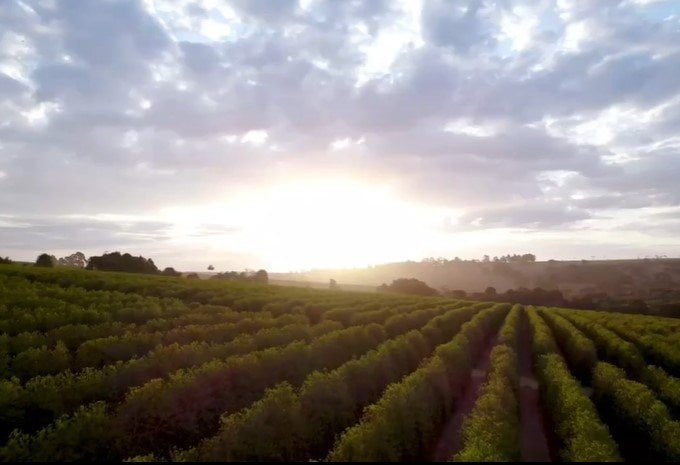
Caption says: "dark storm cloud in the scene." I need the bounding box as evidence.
[0,0,679,258]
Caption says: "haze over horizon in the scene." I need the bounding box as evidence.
[1,0,680,272]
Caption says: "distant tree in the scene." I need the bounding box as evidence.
[329,278,337,289]
[484,286,497,296]
[161,267,182,277]
[58,251,87,268]
[482,255,490,263]
[378,278,439,296]
[36,253,57,267]
[211,270,267,283]
[208,265,215,271]
[86,252,159,274]
[446,289,467,299]
[253,269,269,284]
[0,256,12,264]
[185,273,199,279]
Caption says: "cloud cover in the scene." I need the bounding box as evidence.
[1,0,679,269]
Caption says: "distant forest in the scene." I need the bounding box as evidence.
[285,255,680,318]
[3,251,269,284]
[3,250,679,317]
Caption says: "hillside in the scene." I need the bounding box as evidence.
[0,264,679,461]
[274,258,680,299]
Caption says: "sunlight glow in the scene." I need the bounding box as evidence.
[161,179,454,270]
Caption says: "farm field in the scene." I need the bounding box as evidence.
[0,264,679,462]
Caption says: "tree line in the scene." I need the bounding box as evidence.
[20,251,269,284]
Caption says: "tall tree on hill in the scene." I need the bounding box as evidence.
[58,252,87,268]
[36,253,57,267]
[86,252,159,274]
[253,269,269,284]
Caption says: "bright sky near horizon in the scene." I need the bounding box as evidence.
[1,0,680,271]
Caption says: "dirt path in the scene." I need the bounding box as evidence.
[518,313,558,462]
[431,333,497,461]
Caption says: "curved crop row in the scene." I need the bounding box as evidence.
[327,303,510,461]
[454,305,522,461]
[578,311,680,377]
[3,313,308,380]
[0,303,469,460]
[3,304,462,435]
[526,307,620,462]
[174,304,483,461]
[1,305,253,355]
[0,276,188,334]
[557,311,680,413]
[538,309,597,379]
[0,320,342,438]
[592,362,680,461]
[0,265,438,312]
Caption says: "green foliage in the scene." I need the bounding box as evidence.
[329,356,452,462]
[10,341,70,380]
[526,306,558,355]
[0,264,677,462]
[540,309,597,378]
[454,345,520,461]
[581,310,680,376]
[538,354,621,461]
[454,306,522,462]
[0,402,116,461]
[35,253,57,268]
[497,304,521,346]
[593,362,680,461]
[642,365,680,414]
[560,310,680,411]
[181,383,305,461]
[0,378,23,435]
[86,251,159,274]
[161,267,181,277]
[525,308,620,461]
[377,278,439,296]
[558,311,645,375]
[328,304,509,461]
[177,305,480,461]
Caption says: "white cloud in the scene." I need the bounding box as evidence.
[561,21,588,53]
[330,137,365,151]
[1,0,680,267]
[240,130,268,146]
[499,6,539,52]
[444,119,498,138]
[21,101,60,126]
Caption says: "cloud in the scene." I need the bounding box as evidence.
[455,201,591,230]
[1,0,679,265]
[0,215,173,250]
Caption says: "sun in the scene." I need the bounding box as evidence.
[245,179,427,270]
[162,178,444,271]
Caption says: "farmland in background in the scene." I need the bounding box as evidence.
[0,264,678,462]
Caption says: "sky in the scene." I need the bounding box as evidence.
[1,0,680,272]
